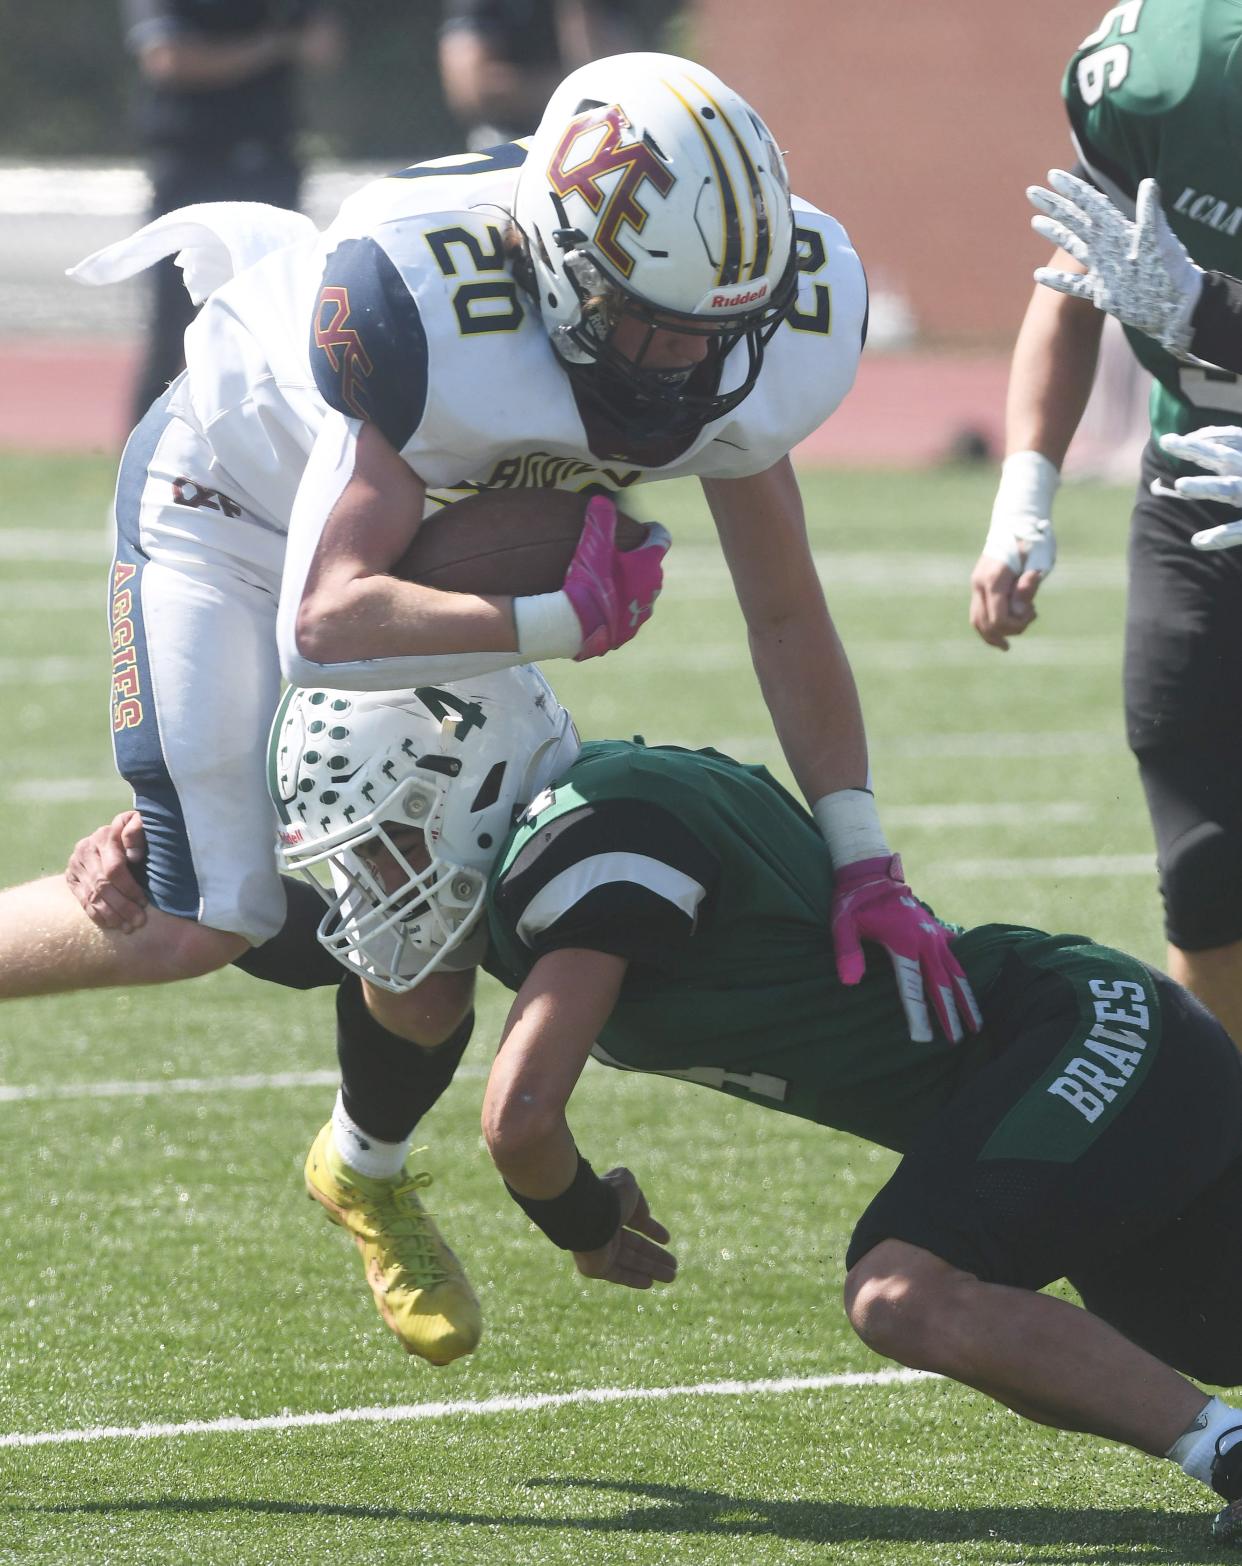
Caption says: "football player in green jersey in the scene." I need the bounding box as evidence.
[1026,167,1242,548]
[256,667,1242,1543]
[969,0,1242,1051]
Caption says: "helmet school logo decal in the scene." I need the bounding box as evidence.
[313,286,375,420]
[547,105,675,277]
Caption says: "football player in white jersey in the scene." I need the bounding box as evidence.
[3,52,977,1363]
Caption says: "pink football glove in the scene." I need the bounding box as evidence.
[563,494,671,661]
[830,854,982,1044]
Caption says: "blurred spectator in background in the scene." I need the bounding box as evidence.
[124,0,344,426]
[438,0,657,149]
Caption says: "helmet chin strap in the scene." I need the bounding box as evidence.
[567,351,725,443]
[541,241,737,423]
[550,321,595,366]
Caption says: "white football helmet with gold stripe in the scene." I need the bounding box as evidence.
[511,52,798,433]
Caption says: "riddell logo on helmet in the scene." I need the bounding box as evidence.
[709,284,769,310]
[278,827,305,846]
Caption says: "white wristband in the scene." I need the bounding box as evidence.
[812,789,890,867]
[995,449,1060,519]
[514,590,582,659]
[983,451,1061,574]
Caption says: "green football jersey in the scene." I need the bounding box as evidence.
[1063,0,1242,445]
[483,740,1154,1152]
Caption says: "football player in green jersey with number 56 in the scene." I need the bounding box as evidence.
[970,0,1242,1052]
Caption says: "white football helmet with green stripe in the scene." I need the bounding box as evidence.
[268,667,578,990]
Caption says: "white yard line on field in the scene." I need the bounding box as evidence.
[0,1367,936,1449]
[0,656,99,683]
[621,639,1117,672]
[0,1064,495,1104]
[0,643,1118,687]
[661,547,1127,593]
[1,779,1114,816]
[711,730,1126,760]
[11,585,107,610]
[885,801,1093,827]
[0,1068,340,1103]
[4,535,1128,590]
[0,531,111,561]
[880,731,1123,758]
[0,162,382,220]
[7,778,127,801]
[929,853,1154,879]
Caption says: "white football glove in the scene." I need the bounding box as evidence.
[1027,171,1204,355]
[981,451,1059,577]
[1159,426,1242,548]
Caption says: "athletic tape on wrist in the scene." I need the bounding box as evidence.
[981,450,1060,573]
[505,1154,622,1251]
[514,590,583,659]
[994,449,1060,519]
[812,788,890,867]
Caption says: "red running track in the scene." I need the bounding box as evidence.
[0,340,1009,467]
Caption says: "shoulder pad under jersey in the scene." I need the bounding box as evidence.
[310,235,429,451]
[1062,0,1210,197]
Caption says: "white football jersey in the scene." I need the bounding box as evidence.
[172,142,867,546]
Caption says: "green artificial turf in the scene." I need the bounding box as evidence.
[4,451,1210,1565]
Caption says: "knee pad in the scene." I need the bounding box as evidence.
[1160,820,1242,951]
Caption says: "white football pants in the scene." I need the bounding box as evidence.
[111,388,288,943]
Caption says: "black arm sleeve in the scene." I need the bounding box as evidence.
[1189,272,1242,375]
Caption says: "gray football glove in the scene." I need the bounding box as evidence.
[1160,427,1242,548]
[1027,171,1204,355]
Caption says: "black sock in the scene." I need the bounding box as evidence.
[336,974,474,1143]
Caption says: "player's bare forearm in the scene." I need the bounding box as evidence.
[482,948,626,1195]
[747,601,868,803]
[483,951,675,1288]
[293,420,517,661]
[970,277,1093,652]
[1005,265,1104,464]
[705,459,869,802]
[300,570,518,663]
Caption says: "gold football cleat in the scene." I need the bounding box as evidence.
[305,1122,481,1365]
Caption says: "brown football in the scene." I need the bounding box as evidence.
[392,488,648,597]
